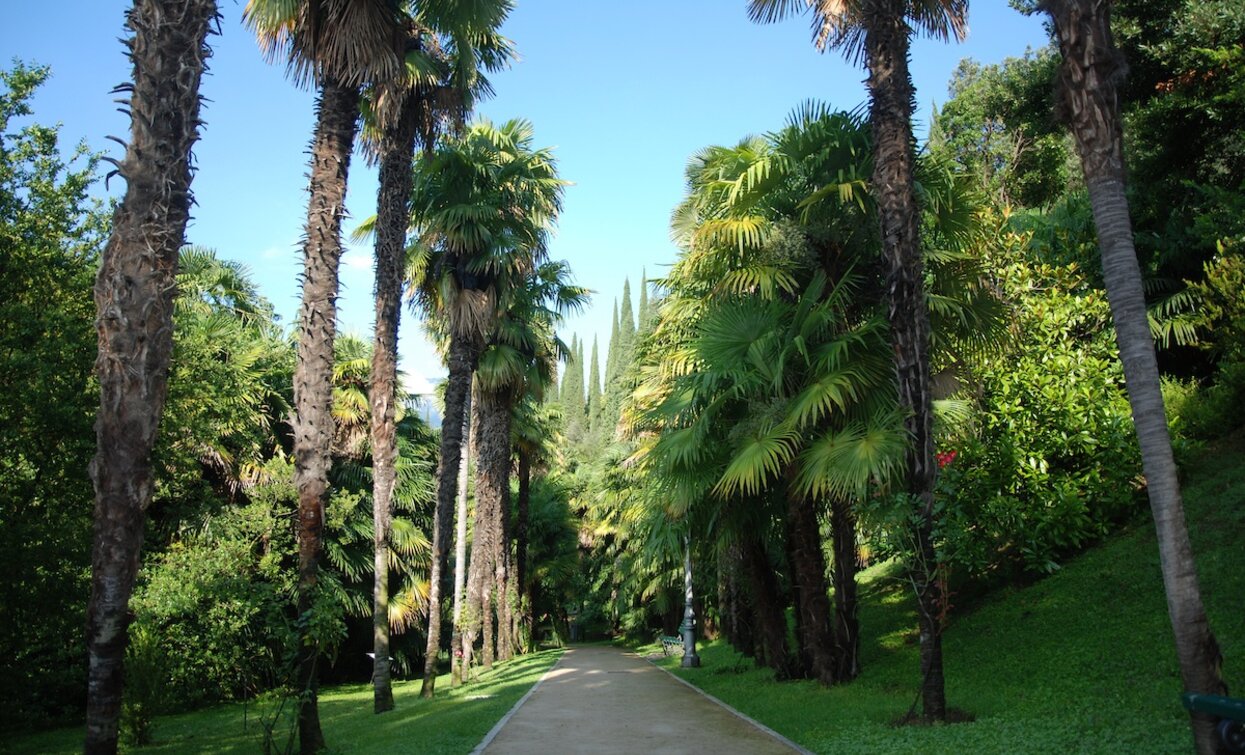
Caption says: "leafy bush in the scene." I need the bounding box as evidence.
[129,490,296,711]
[936,239,1142,576]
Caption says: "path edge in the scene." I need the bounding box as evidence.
[642,654,815,755]
[469,649,568,755]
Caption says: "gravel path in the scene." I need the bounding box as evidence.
[474,645,804,754]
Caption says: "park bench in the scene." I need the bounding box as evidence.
[659,634,683,657]
[1181,693,1245,753]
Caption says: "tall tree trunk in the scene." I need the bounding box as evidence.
[368,87,420,716]
[830,497,860,682]
[460,399,487,679]
[291,76,360,754]
[863,0,945,721]
[85,2,214,751]
[1044,2,1228,751]
[420,331,478,697]
[492,400,515,662]
[785,491,838,685]
[451,389,472,686]
[742,535,795,680]
[515,448,532,652]
[474,390,510,670]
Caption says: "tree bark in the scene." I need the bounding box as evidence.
[515,448,532,651]
[785,492,838,685]
[1044,2,1228,751]
[474,390,511,670]
[830,497,860,681]
[420,330,479,697]
[864,0,945,720]
[742,535,795,680]
[291,76,360,754]
[369,85,420,716]
[451,388,472,686]
[85,2,214,751]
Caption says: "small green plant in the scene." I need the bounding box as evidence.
[119,625,166,746]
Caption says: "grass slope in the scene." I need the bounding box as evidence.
[6,649,562,754]
[659,433,1245,753]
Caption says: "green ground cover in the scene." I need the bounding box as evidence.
[6,649,562,754]
[655,433,1245,754]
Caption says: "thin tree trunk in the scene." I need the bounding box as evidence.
[1044,2,1228,750]
[515,449,532,652]
[451,388,472,686]
[830,497,860,681]
[460,399,487,680]
[291,76,360,754]
[85,2,214,751]
[492,400,515,662]
[420,331,478,697]
[786,491,838,685]
[369,86,420,716]
[864,0,945,721]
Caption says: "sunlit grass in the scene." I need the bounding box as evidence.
[655,432,1245,753]
[9,649,563,754]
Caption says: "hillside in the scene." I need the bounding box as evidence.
[659,432,1245,753]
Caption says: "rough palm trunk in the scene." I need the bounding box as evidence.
[742,535,794,680]
[291,76,360,754]
[369,87,420,716]
[1044,2,1228,750]
[451,389,472,686]
[830,497,860,681]
[475,390,510,670]
[785,491,838,685]
[420,331,478,697]
[85,2,215,751]
[863,0,945,720]
[492,402,515,662]
[515,448,532,651]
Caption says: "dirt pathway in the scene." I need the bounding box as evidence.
[474,645,804,754]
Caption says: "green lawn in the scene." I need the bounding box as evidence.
[654,432,1245,754]
[7,649,562,754]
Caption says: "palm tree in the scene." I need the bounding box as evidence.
[1040,2,1227,750]
[747,0,968,719]
[245,1,403,748]
[86,2,216,752]
[511,400,563,651]
[466,261,586,668]
[408,118,565,697]
[361,0,514,714]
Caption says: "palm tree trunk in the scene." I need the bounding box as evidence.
[451,388,472,686]
[292,75,360,754]
[1044,2,1228,750]
[743,535,795,680]
[515,448,532,651]
[369,87,420,716]
[420,330,478,697]
[830,497,860,681]
[475,390,510,669]
[864,0,945,721]
[785,492,838,685]
[85,2,214,751]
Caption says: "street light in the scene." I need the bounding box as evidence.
[680,533,701,668]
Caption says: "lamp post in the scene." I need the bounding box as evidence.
[681,534,701,668]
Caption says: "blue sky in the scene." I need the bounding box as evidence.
[2,1,1049,394]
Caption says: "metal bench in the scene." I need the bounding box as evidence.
[1181,693,1245,753]
[659,635,683,657]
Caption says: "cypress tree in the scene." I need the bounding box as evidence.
[619,278,635,357]
[587,336,601,419]
[638,269,649,329]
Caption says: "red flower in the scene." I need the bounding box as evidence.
[936,450,958,469]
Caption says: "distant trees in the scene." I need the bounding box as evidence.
[408,118,566,697]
